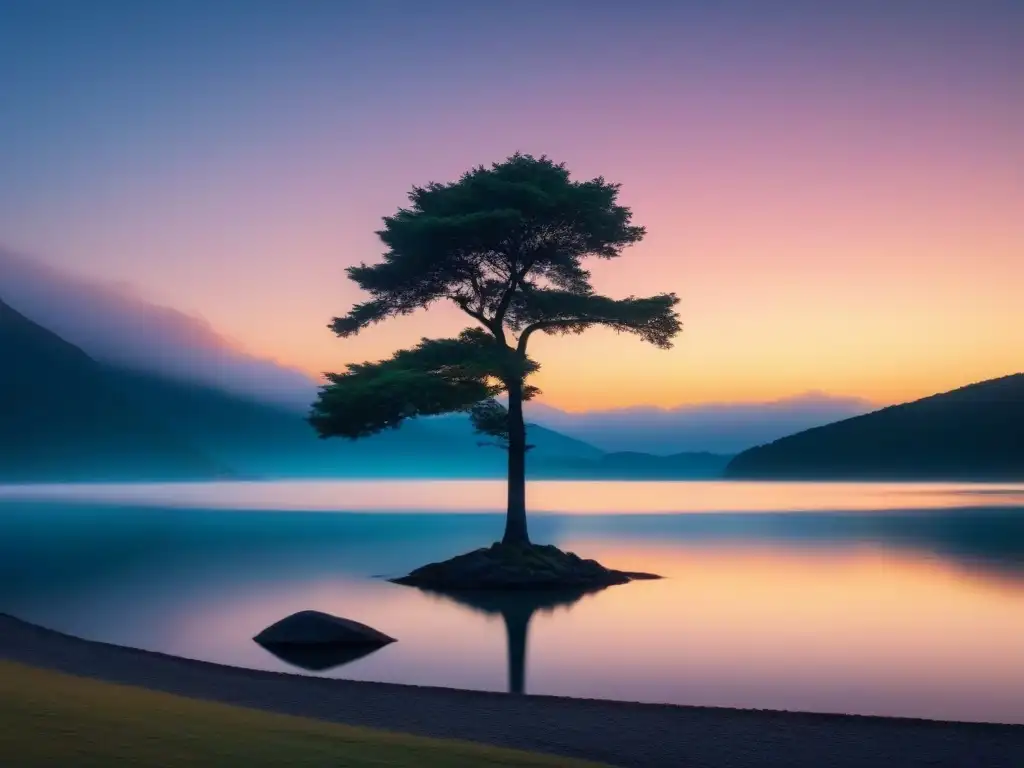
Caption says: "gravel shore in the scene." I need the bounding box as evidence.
[1,613,1021,768]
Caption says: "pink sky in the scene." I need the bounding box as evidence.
[1,3,1020,410]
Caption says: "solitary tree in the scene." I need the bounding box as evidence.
[310,154,681,546]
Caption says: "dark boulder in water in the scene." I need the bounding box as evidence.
[254,610,396,649]
[390,542,662,591]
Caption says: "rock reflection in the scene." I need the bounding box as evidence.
[255,641,387,672]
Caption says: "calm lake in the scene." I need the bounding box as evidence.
[1,480,1022,725]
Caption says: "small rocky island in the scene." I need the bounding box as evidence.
[390,542,662,591]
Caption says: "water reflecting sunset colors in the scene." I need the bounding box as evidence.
[2,479,1023,514]
[1,480,1021,724]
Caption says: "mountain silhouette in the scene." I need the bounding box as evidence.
[535,450,732,479]
[725,374,1024,480]
[101,367,605,480]
[0,297,225,481]
[2,299,643,481]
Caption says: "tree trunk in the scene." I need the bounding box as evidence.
[502,377,530,545]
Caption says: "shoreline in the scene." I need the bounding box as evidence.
[1,614,1022,767]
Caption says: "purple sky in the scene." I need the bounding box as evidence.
[1,1,1020,411]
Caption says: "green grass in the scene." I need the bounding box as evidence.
[0,660,606,767]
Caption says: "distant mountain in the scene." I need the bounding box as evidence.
[1,297,622,481]
[101,369,605,479]
[426,413,604,462]
[535,451,732,480]
[523,394,874,454]
[0,249,318,410]
[0,297,225,481]
[2,296,736,482]
[725,375,1024,481]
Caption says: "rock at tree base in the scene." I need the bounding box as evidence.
[254,610,396,648]
[389,542,662,591]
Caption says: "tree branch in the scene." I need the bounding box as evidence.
[452,294,494,332]
[517,319,571,354]
[493,258,537,338]
[468,271,486,313]
[514,292,682,353]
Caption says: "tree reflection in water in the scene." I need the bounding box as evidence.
[411,586,608,694]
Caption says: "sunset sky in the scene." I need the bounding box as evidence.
[1,1,1021,411]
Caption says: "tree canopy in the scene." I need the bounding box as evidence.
[310,153,681,447]
[309,328,538,441]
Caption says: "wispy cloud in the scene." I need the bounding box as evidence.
[0,248,318,409]
[524,393,876,454]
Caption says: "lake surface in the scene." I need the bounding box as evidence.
[1,480,1022,725]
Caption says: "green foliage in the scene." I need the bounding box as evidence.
[310,329,539,439]
[469,399,511,443]
[315,153,681,441]
[508,290,680,351]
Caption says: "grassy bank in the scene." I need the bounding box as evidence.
[0,660,605,767]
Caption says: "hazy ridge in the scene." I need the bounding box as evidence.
[726,374,1024,481]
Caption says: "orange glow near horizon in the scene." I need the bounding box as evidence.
[2,4,1021,410]
[229,119,1024,411]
